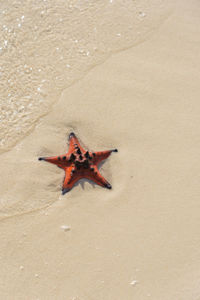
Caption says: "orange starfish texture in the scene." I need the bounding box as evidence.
[38,132,118,194]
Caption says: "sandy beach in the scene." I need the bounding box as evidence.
[1,0,200,299]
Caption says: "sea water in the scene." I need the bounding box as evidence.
[0,0,171,153]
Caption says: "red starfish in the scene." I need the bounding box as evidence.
[38,132,118,194]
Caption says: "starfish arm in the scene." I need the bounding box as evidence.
[93,149,118,165]
[86,166,112,189]
[68,132,84,154]
[62,166,80,194]
[38,155,71,168]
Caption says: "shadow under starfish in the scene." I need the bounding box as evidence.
[38,132,118,194]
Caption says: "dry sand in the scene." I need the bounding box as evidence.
[1,0,200,299]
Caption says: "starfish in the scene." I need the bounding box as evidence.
[38,132,118,194]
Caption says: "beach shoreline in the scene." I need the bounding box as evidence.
[1,0,200,298]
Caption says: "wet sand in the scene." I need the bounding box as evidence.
[1,0,200,299]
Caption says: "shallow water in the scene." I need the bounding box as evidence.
[0,0,171,153]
